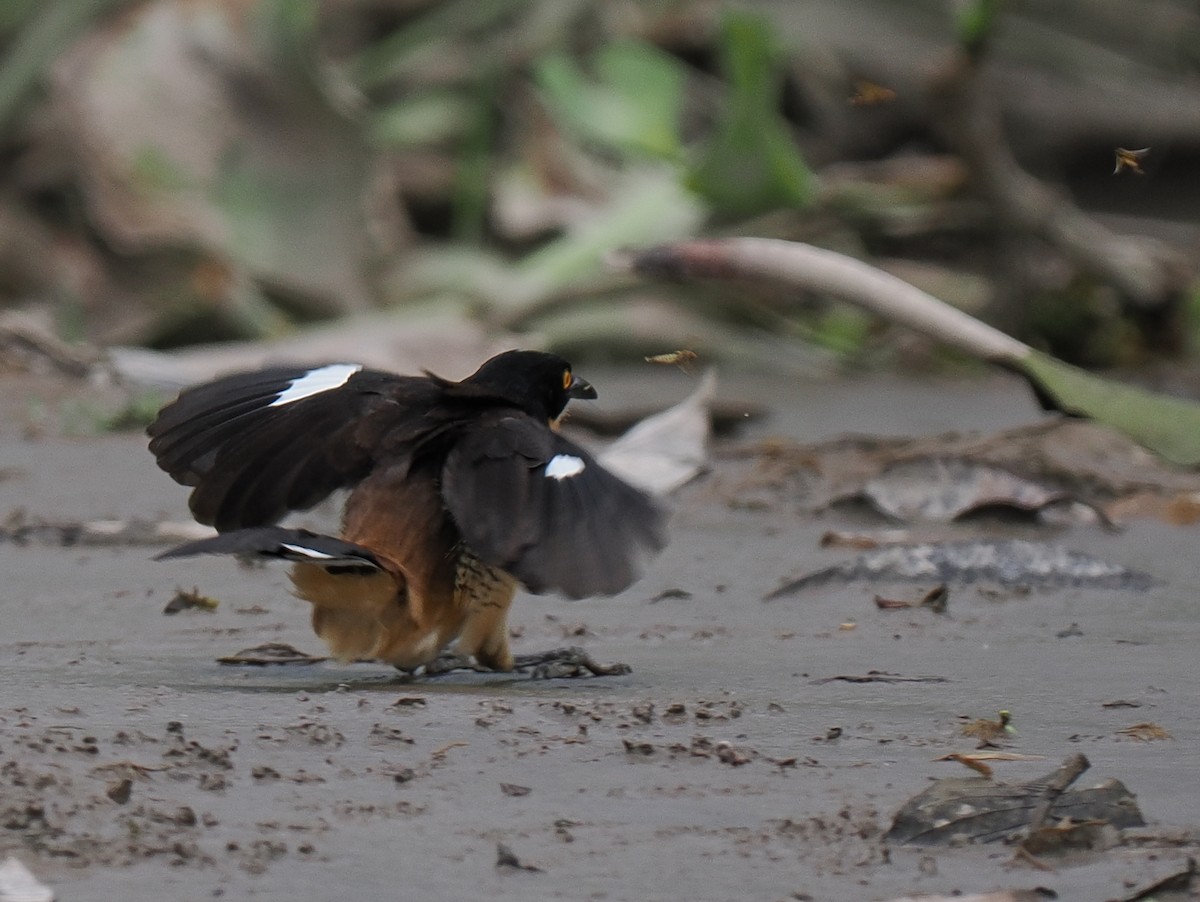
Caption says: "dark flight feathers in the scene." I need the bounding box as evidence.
[157,526,384,574]
[148,361,666,598]
[441,415,664,597]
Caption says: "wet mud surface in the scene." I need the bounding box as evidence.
[2,370,1199,901]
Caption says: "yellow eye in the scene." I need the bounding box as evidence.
[562,369,572,390]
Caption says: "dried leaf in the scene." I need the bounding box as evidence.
[1117,859,1197,902]
[1021,818,1115,856]
[813,671,948,685]
[881,891,1056,902]
[767,540,1155,598]
[163,586,218,615]
[495,843,542,873]
[1116,722,1172,741]
[887,754,1145,845]
[599,369,714,496]
[941,751,1046,762]
[862,459,1072,523]
[822,529,910,549]
[938,753,994,778]
[217,643,328,666]
[874,584,948,613]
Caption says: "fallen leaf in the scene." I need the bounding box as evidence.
[431,741,468,760]
[875,584,948,613]
[822,529,911,549]
[106,778,133,805]
[880,891,1056,902]
[938,753,994,778]
[1116,722,1172,741]
[887,754,1144,845]
[862,459,1089,524]
[937,751,1045,766]
[389,697,427,709]
[766,539,1155,598]
[1020,818,1115,856]
[495,843,542,873]
[1116,858,1197,902]
[162,586,218,615]
[216,643,328,666]
[599,369,715,495]
[813,671,948,685]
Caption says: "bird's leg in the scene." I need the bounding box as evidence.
[511,646,632,679]
[455,571,518,671]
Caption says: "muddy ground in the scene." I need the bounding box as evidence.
[2,367,1198,901]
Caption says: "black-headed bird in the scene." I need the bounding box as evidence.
[147,350,666,672]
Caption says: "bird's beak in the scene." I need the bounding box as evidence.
[567,375,597,400]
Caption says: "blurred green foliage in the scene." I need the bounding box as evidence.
[688,10,814,217]
[535,41,686,160]
[0,0,124,131]
[0,0,1191,372]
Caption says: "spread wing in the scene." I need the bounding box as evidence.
[440,414,667,598]
[146,364,428,531]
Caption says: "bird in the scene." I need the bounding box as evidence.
[146,349,667,674]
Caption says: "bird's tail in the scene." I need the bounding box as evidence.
[157,526,422,663]
[156,526,384,575]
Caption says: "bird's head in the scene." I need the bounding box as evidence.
[464,350,596,423]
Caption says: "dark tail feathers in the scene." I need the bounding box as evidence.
[156,527,383,574]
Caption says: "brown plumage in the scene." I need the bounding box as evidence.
[148,350,666,671]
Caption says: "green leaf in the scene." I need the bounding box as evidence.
[954,0,1002,54]
[370,92,475,148]
[350,0,525,89]
[509,167,704,309]
[452,71,498,242]
[534,40,685,160]
[1020,350,1200,467]
[687,10,814,217]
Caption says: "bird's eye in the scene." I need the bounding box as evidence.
[561,369,572,390]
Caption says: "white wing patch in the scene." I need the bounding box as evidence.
[270,364,362,407]
[280,543,336,560]
[545,453,585,480]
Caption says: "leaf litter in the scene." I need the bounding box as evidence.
[766,539,1156,598]
[886,754,1145,846]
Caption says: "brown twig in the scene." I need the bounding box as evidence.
[1026,752,1089,833]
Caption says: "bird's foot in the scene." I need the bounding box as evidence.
[403,651,488,677]
[397,647,630,679]
[512,646,632,679]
